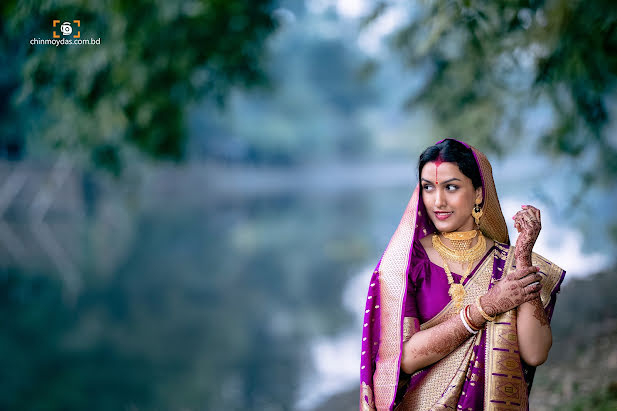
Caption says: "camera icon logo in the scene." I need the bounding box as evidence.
[61,22,72,36]
[53,19,81,39]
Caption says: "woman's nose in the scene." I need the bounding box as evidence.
[435,189,446,208]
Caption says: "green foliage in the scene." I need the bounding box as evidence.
[1,0,278,172]
[190,9,381,166]
[371,0,617,184]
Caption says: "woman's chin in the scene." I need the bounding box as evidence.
[431,221,453,233]
[432,219,470,233]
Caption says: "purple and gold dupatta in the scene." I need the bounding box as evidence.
[359,140,565,410]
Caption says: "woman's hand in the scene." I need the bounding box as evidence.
[511,206,552,365]
[479,265,542,317]
[513,205,541,267]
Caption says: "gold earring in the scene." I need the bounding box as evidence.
[472,199,483,226]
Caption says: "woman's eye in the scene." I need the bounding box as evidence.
[423,184,433,191]
[446,184,458,191]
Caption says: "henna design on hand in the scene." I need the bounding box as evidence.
[479,266,538,316]
[482,294,517,317]
[410,316,469,357]
[474,206,544,318]
[513,205,541,268]
[514,230,535,267]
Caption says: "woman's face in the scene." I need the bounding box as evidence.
[420,161,482,233]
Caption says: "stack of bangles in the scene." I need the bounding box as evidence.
[459,297,497,335]
[459,305,481,334]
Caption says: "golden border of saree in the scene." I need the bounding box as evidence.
[484,248,565,410]
[362,382,376,411]
[530,252,565,309]
[373,186,420,410]
[397,247,499,410]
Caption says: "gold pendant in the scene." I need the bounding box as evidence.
[449,283,466,310]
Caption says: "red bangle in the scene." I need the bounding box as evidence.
[465,305,481,331]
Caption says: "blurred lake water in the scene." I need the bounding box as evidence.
[0,160,414,410]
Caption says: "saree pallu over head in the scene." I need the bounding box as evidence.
[359,140,565,411]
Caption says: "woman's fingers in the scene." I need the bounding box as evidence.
[518,205,541,221]
[511,265,538,280]
[525,209,536,220]
[514,208,542,236]
[522,209,536,224]
[512,209,526,222]
[523,280,542,294]
[514,215,529,233]
[514,209,540,230]
[520,273,542,287]
[521,205,542,226]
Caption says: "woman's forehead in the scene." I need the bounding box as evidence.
[421,161,467,181]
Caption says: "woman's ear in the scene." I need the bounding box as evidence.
[475,187,483,204]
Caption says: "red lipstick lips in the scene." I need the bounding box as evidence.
[434,211,453,220]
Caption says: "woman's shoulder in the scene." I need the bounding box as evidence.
[408,236,432,280]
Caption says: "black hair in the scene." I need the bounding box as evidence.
[418,139,482,189]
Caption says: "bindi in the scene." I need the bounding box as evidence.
[433,157,444,185]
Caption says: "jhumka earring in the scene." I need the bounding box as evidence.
[472,199,483,226]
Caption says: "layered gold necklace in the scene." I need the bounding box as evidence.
[432,229,486,310]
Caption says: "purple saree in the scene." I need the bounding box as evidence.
[359,141,566,411]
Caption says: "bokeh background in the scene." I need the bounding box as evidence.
[1,0,617,410]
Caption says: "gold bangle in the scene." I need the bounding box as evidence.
[475,296,496,322]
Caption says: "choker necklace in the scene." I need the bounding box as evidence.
[432,230,486,310]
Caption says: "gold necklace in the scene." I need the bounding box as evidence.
[432,230,486,310]
[443,230,477,254]
[443,230,477,241]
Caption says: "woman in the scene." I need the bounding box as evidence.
[359,139,565,410]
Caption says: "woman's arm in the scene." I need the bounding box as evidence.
[401,265,541,374]
[400,307,483,374]
[512,205,552,366]
[517,298,551,365]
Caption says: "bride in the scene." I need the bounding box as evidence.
[359,139,565,410]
